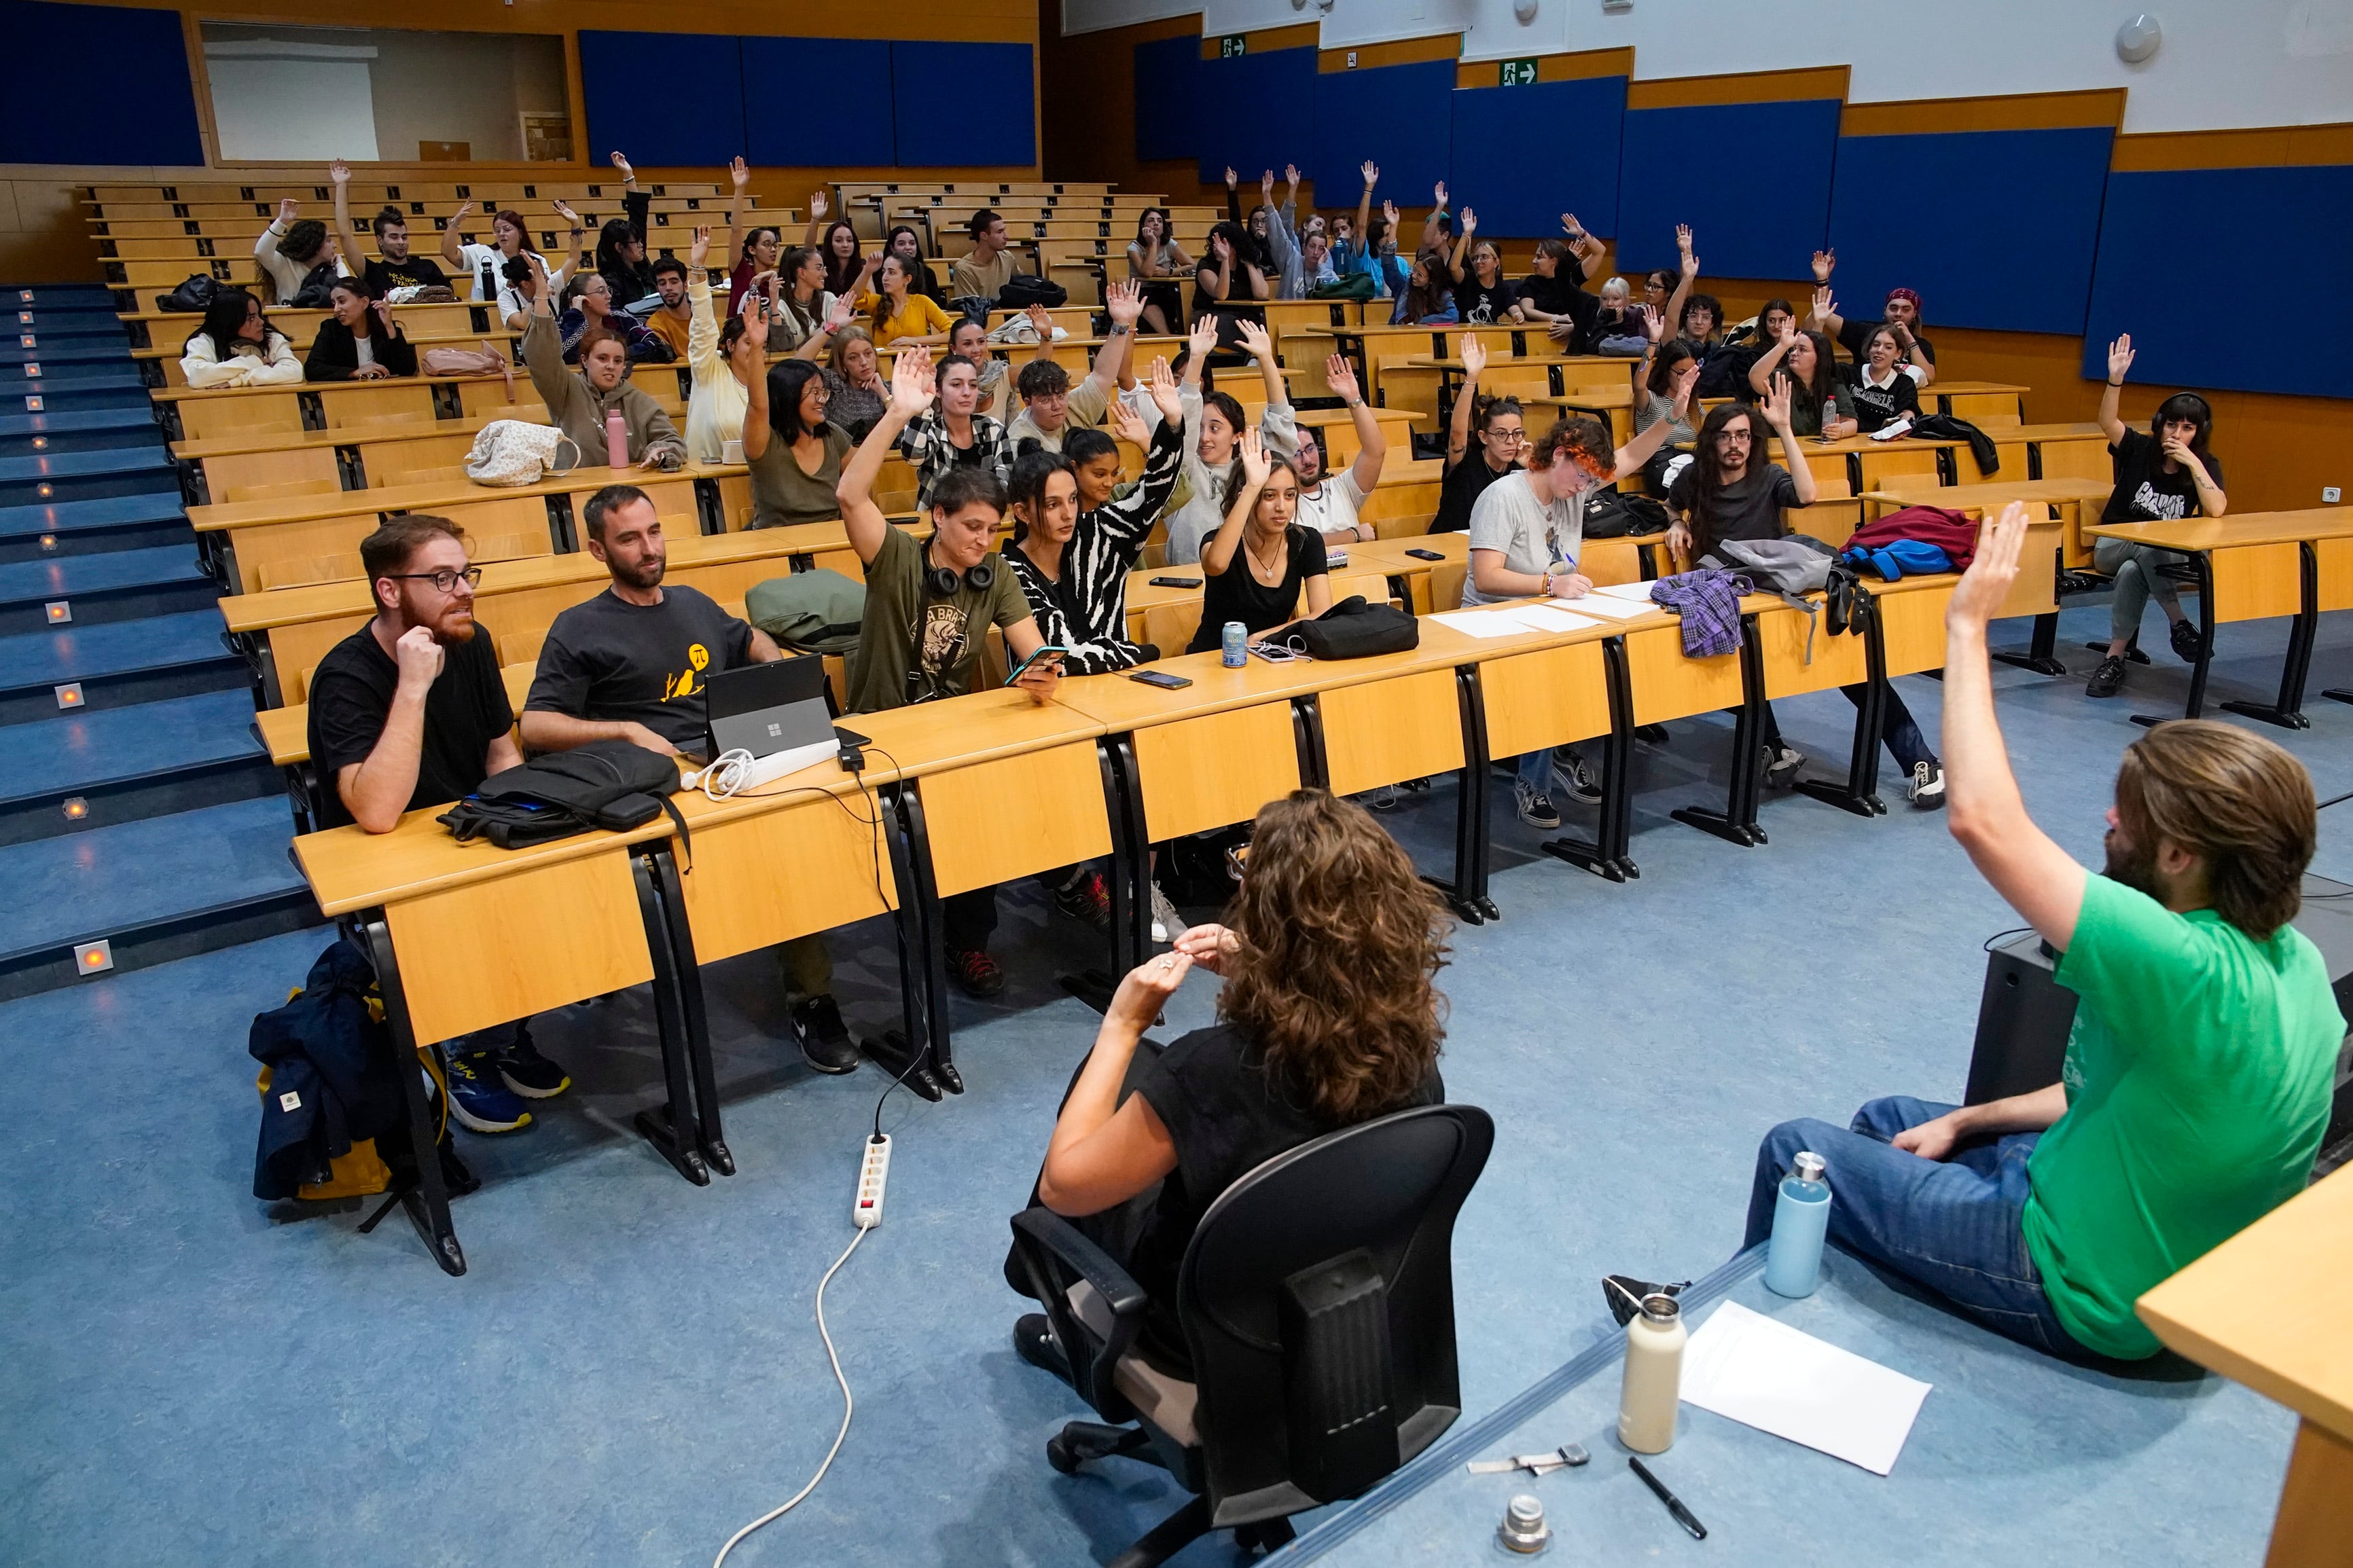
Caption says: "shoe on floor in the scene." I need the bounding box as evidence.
[1552,746,1603,805]
[1149,882,1181,946]
[791,993,861,1074]
[1908,761,1947,811]
[1013,1313,1071,1383]
[1763,744,1807,788]
[1053,871,1113,932]
[2086,654,2127,698]
[1514,777,1560,830]
[946,946,1006,998]
[494,1029,570,1099]
[2169,617,2203,663]
[446,1050,533,1134]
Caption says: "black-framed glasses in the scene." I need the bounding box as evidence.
[386,566,483,594]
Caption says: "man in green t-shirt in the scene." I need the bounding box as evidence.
[1744,504,2341,1359]
[837,346,1067,1013]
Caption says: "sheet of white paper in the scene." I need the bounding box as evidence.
[1588,581,1658,601]
[1678,1300,1932,1476]
[1514,606,1600,632]
[1553,593,1652,620]
[1429,609,1537,638]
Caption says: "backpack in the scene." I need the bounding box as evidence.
[154,274,217,313]
[1705,534,1842,662]
[1280,594,1419,661]
[1307,273,1377,302]
[1583,489,1670,540]
[288,261,342,309]
[463,418,579,486]
[438,739,688,850]
[998,273,1068,310]
[747,568,867,655]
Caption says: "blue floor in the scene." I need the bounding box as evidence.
[3,601,2347,1567]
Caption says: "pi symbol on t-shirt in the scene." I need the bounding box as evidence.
[664,642,711,700]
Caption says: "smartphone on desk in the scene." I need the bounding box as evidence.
[1148,576,1202,588]
[1128,669,1192,689]
[1002,645,1068,687]
[1404,547,1444,561]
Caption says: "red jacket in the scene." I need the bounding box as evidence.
[1846,506,1979,570]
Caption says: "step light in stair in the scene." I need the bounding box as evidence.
[54,682,83,709]
[75,939,113,977]
[24,395,41,411]
[18,291,31,302]
[38,533,55,550]
[46,600,69,624]
[24,363,40,378]
[18,335,32,348]
[62,797,87,822]
[31,436,46,448]
[16,312,29,323]
[36,484,51,497]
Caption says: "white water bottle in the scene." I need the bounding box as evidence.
[605,406,628,469]
[1617,1290,1685,1455]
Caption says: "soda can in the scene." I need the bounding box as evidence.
[1221,621,1247,668]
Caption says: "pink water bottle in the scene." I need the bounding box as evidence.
[604,407,628,469]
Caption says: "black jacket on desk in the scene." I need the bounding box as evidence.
[303,317,419,381]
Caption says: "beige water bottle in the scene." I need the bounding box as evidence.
[1617,1291,1686,1455]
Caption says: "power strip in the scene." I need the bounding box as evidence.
[855,1133,891,1228]
[684,737,841,798]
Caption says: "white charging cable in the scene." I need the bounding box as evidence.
[711,1224,869,1568]
[685,748,759,801]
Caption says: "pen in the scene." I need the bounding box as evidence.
[1628,1456,1706,1540]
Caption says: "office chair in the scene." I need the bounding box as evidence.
[1008,1102,1494,1565]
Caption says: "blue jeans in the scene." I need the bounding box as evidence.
[1759,687,1936,774]
[1514,745,1591,797]
[1743,1096,2083,1358]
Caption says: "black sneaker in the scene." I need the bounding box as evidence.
[2168,618,2202,663]
[1763,744,1806,788]
[495,1029,571,1100]
[1552,746,1603,805]
[946,947,1006,998]
[1908,761,1946,811]
[1013,1313,1071,1383]
[791,994,861,1074]
[1052,871,1112,932]
[1513,777,1560,830]
[2086,655,2127,698]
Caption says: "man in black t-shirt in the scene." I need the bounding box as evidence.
[329,160,451,297]
[521,487,860,1074]
[305,514,566,1133]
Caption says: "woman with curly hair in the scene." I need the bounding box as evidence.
[1016,788,1452,1374]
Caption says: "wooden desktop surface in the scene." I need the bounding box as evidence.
[2083,509,2353,553]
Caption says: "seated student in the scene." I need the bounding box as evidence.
[1221,167,1285,286]
[1188,429,1332,652]
[899,353,1016,511]
[861,254,956,348]
[742,355,854,530]
[1464,373,1696,826]
[1448,217,1519,327]
[1003,363,1186,675]
[1723,296,1797,394]
[1007,280,1143,452]
[1431,338,1523,536]
[1161,317,1299,568]
[813,217,868,303]
[1013,787,1449,1379]
[1810,253,1936,386]
[640,257,694,361]
[304,277,418,382]
[1746,324,1856,439]
[882,225,948,305]
[1255,165,1333,301]
[1514,222,1606,349]
[2084,334,2229,700]
[950,211,1021,308]
[443,200,586,329]
[772,244,865,359]
[179,290,302,388]
[1125,206,1193,335]
[1667,390,1945,805]
[1193,212,1270,349]
[595,151,659,312]
[1392,249,1458,327]
[306,515,566,1132]
[522,255,685,470]
[1325,162,1380,286]
[821,326,888,443]
[1634,337,1702,492]
[1842,323,1923,434]
[327,161,449,296]
[948,315,1018,420]
[1747,509,2337,1362]
[729,223,785,319]
[1291,355,1387,547]
[519,484,857,1072]
[253,197,351,306]
[838,351,1068,996]
[558,272,675,365]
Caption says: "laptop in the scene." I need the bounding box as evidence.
[703,657,836,763]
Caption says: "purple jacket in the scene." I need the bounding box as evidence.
[1650,570,1753,657]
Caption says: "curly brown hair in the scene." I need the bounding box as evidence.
[1217,790,1450,1123]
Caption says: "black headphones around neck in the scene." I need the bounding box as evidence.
[923,537,993,598]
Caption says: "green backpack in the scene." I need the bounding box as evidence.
[746,568,866,655]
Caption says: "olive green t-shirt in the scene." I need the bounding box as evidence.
[2024,874,2341,1357]
[844,522,1031,716]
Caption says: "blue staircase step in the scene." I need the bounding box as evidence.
[5,286,115,308]
[8,314,126,338]
[0,409,162,455]
[0,445,177,507]
[0,342,126,365]
[0,607,242,723]
[0,689,275,844]
[0,364,143,390]
[0,794,317,1000]
[0,545,214,632]
[0,493,191,563]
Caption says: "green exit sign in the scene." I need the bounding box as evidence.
[1501,58,1539,85]
[1220,35,1247,57]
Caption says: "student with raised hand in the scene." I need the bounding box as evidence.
[948,314,1030,420]
[1841,320,1924,434]
[1254,164,1328,301]
[730,192,787,319]
[253,196,350,306]
[1327,161,1380,285]
[596,151,660,311]
[1448,214,1518,327]
[770,244,865,359]
[1009,280,1141,452]
[1746,321,1856,439]
[306,514,564,1132]
[1432,336,1525,534]
[814,215,867,302]
[951,209,1021,308]
[443,198,585,328]
[2083,333,2229,700]
[838,350,1066,998]
[683,230,755,464]
[1634,332,1702,492]
[1746,505,2337,1362]
[304,278,418,382]
[1190,427,1332,652]
[522,253,684,471]
[899,349,1016,511]
[557,270,675,365]
[180,289,302,388]
[1162,316,1299,566]
[861,253,956,347]
[742,352,855,530]
[1291,355,1386,546]
[328,161,450,296]
[1126,206,1193,335]
[1810,251,1936,386]
[1514,216,1604,348]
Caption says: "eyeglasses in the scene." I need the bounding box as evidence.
[386,566,483,593]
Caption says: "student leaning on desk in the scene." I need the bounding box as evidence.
[1744,504,2340,1362]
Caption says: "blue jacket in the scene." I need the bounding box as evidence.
[249,940,406,1200]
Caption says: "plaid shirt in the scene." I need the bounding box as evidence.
[1650,569,1753,659]
[899,410,1016,512]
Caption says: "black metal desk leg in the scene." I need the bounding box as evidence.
[648,845,731,1177]
[1436,666,1492,922]
[2223,541,2317,731]
[1671,617,1764,847]
[897,785,963,1097]
[862,784,944,1101]
[356,915,465,1277]
[2134,553,2215,728]
[628,854,710,1186]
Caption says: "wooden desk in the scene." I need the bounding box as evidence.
[1398,353,1629,432]
[1862,484,2085,673]
[1772,429,1968,494]
[1928,380,2029,425]
[2083,509,2353,730]
[2136,1164,2353,1568]
[1989,422,2110,492]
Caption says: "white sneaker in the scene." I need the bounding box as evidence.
[1149,883,1181,945]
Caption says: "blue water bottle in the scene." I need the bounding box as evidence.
[1221,621,1248,668]
[1764,1150,1831,1298]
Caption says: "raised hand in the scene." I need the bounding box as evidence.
[1433,181,1448,208]
[1676,223,1693,256]
[1672,357,1702,414]
[1106,397,1149,449]
[1381,199,1401,228]
[1361,160,1380,187]
[1810,285,1835,327]
[2106,333,2134,383]
[609,150,634,182]
[1026,302,1054,336]
[1640,304,1665,342]
[1238,425,1272,489]
[1284,163,1300,189]
[553,200,581,227]
[1235,317,1274,363]
[1679,244,1701,281]
[276,198,300,225]
[1106,276,1144,329]
[1324,353,1361,403]
[1187,315,1220,361]
[730,156,750,190]
[450,199,476,226]
[808,189,828,219]
[1948,503,2032,631]
[1811,248,1836,282]
[1762,371,1794,429]
[1461,335,1488,378]
[329,159,350,187]
[1147,357,1184,425]
[1224,167,1239,189]
[688,225,711,270]
[1261,169,1276,202]
[1460,207,1478,236]
[889,344,936,416]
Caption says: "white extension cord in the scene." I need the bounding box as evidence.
[711,1135,891,1568]
[685,738,841,802]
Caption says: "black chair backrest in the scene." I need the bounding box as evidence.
[1176,1102,1494,1518]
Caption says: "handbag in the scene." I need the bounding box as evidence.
[155,274,219,313]
[423,344,509,376]
[462,419,579,486]
[1282,594,1419,661]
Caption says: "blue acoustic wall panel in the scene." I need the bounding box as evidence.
[1827,128,2112,335]
[579,31,746,168]
[1196,48,1318,189]
[1311,60,1456,213]
[0,0,203,166]
[1447,75,1626,241]
[1614,99,1842,278]
[2084,164,2353,400]
[1134,35,1200,164]
[893,42,1035,166]
[740,38,894,168]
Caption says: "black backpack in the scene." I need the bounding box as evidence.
[155,274,217,312]
[997,273,1067,310]
[437,740,688,850]
[1583,488,1670,540]
[1282,595,1419,661]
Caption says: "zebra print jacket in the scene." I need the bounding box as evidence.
[1001,420,1185,674]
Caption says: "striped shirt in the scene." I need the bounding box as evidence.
[1001,420,1185,674]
